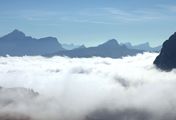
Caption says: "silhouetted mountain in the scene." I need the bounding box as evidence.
[78,44,86,49]
[49,39,143,58]
[154,32,176,71]
[122,42,161,52]
[0,29,64,56]
[71,44,86,51]
[62,43,82,50]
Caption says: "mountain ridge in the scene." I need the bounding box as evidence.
[0,29,65,56]
[48,39,143,58]
[122,42,161,52]
[0,30,161,58]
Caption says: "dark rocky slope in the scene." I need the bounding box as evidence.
[154,32,176,71]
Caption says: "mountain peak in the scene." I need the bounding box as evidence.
[39,37,58,41]
[12,29,24,34]
[13,29,21,32]
[169,32,176,41]
[8,29,25,38]
[99,39,119,48]
[0,30,64,56]
[106,39,118,44]
[79,44,86,49]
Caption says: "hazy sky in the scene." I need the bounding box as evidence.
[0,0,176,46]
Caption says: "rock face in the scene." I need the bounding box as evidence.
[154,32,176,71]
[0,29,64,56]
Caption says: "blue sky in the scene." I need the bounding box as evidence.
[0,0,176,46]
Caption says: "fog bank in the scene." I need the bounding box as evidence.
[0,53,176,120]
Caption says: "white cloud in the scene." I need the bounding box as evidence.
[62,6,176,24]
[1,6,176,25]
[104,7,170,21]
[0,53,176,120]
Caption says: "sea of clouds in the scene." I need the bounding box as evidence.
[0,53,176,120]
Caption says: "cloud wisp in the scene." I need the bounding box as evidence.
[2,5,176,25]
[0,53,176,120]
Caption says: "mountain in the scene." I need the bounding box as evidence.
[77,44,86,49]
[0,29,64,56]
[71,44,86,50]
[154,32,176,71]
[132,42,161,52]
[122,42,161,52]
[62,43,82,50]
[49,39,143,58]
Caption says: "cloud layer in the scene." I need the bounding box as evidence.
[0,53,176,120]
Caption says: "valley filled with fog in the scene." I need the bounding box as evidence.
[0,53,176,120]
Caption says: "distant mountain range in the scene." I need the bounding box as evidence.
[0,29,161,58]
[62,43,85,50]
[48,39,143,58]
[0,29,64,56]
[121,42,161,52]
